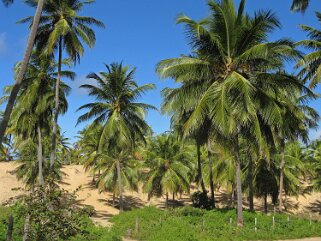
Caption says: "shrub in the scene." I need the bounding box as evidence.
[191,191,212,209]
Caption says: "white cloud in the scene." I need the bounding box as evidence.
[0,33,7,55]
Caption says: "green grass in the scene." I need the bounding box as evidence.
[1,205,320,241]
[109,206,321,241]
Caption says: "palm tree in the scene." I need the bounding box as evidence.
[77,63,156,212]
[271,89,319,212]
[276,142,308,210]
[297,12,321,88]
[157,0,301,226]
[8,53,72,186]
[20,0,105,172]
[307,140,321,189]
[0,0,45,145]
[77,123,104,182]
[14,137,64,190]
[254,158,279,213]
[143,133,194,207]
[97,150,140,208]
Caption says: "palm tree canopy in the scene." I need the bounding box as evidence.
[143,133,195,196]
[20,0,105,63]
[77,62,156,151]
[8,53,72,138]
[297,12,321,88]
[158,0,308,151]
[291,0,309,13]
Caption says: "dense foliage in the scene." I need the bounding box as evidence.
[1,0,321,240]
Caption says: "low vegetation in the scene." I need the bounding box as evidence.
[1,205,320,241]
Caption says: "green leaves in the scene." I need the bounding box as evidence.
[20,0,105,63]
[77,62,156,154]
[291,0,309,13]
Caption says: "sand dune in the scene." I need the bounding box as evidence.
[0,162,320,227]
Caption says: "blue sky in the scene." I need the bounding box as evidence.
[1,0,321,142]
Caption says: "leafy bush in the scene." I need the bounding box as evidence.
[191,191,212,209]
[0,188,121,241]
[80,205,96,217]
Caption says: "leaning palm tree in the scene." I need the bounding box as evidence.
[77,62,156,212]
[0,0,45,145]
[20,0,105,172]
[157,0,303,226]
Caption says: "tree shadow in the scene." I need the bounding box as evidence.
[215,191,233,208]
[307,200,321,214]
[97,195,146,211]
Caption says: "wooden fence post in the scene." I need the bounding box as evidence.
[135,217,139,235]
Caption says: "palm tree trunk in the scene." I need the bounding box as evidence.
[207,140,215,208]
[22,214,30,241]
[116,159,123,212]
[0,0,44,145]
[112,191,115,207]
[172,192,175,201]
[50,36,62,172]
[6,214,13,241]
[278,145,285,212]
[197,143,206,193]
[92,170,95,183]
[37,124,44,187]
[166,192,169,208]
[234,136,243,227]
[248,157,254,211]
[264,193,268,214]
[231,183,235,208]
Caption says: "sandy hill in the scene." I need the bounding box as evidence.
[0,162,321,227]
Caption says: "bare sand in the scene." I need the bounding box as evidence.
[1,162,321,228]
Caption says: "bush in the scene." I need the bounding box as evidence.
[0,187,121,241]
[81,205,96,217]
[191,191,212,209]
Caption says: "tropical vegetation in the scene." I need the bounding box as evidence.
[1,0,321,240]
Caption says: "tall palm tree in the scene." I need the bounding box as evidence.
[143,133,194,207]
[77,63,156,212]
[8,53,72,186]
[157,0,302,226]
[0,0,45,145]
[20,0,105,172]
